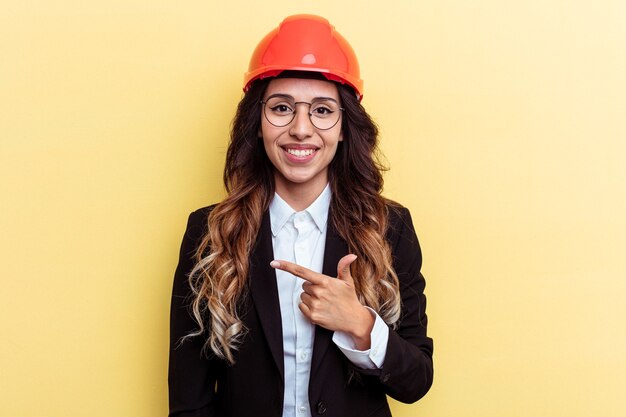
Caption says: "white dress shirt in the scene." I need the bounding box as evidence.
[269,184,390,417]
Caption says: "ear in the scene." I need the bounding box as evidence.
[258,126,263,138]
[338,131,344,142]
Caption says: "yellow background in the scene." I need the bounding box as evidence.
[1,1,625,416]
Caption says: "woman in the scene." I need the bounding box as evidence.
[169,14,433,417]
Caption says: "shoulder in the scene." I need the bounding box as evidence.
[385,200,417,238]
[187,204,216,224]
[181,204,217,247]
[384,200,422,267]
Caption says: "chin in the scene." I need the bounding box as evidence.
[284,176,314,185]
[276,169,324,187]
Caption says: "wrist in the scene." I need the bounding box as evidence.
[349,306,375,350]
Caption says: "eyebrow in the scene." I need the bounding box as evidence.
[265,93,339,103]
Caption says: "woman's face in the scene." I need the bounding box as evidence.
[260,77,343,197]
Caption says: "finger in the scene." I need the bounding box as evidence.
[302,281,314,294]
[300,292,314,306]
[337,254,358,283]
[270,259,325,284]
[298,301,314,323]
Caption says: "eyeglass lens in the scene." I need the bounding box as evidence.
[263,96,342,130]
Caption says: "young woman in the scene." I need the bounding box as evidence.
[169,14,434,417]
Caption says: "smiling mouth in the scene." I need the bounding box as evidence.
[282,147,318,158]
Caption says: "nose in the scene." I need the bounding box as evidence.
[288,105,314,140]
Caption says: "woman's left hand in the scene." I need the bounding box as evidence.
[270,254,375,350]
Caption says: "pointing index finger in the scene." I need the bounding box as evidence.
[270,260,324,284]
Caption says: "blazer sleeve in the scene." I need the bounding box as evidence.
[168,208,221,417]
[354,206,434,403]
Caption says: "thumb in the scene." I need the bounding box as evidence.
[337,254,358,283]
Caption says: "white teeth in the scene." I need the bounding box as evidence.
[287,148,314,157]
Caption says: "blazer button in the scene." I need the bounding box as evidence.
[316,401,327,414]
[381,373,391,383]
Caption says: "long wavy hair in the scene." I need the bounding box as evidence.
[187,77,401,364]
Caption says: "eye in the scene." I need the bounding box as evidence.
[270,103,293,114]
[310,104,334,117]
[265,97,295,115]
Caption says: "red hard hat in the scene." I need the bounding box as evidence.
[243,14,364,100]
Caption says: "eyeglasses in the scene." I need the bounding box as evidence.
[260,95,344,130]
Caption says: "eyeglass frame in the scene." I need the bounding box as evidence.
[259,95,345,131]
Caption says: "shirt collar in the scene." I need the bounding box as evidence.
[269,184,331,236]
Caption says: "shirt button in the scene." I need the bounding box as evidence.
[298,405,307,413]
[300,351,308,360]
[373,347,379,355]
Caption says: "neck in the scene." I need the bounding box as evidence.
[274,179,328,212]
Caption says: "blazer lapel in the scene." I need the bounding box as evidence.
[310,218,349,380]
[249,211,285,381]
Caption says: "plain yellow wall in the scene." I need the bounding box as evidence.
[1,1,625,416]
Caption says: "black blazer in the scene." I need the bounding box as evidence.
[169,204,433,417]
